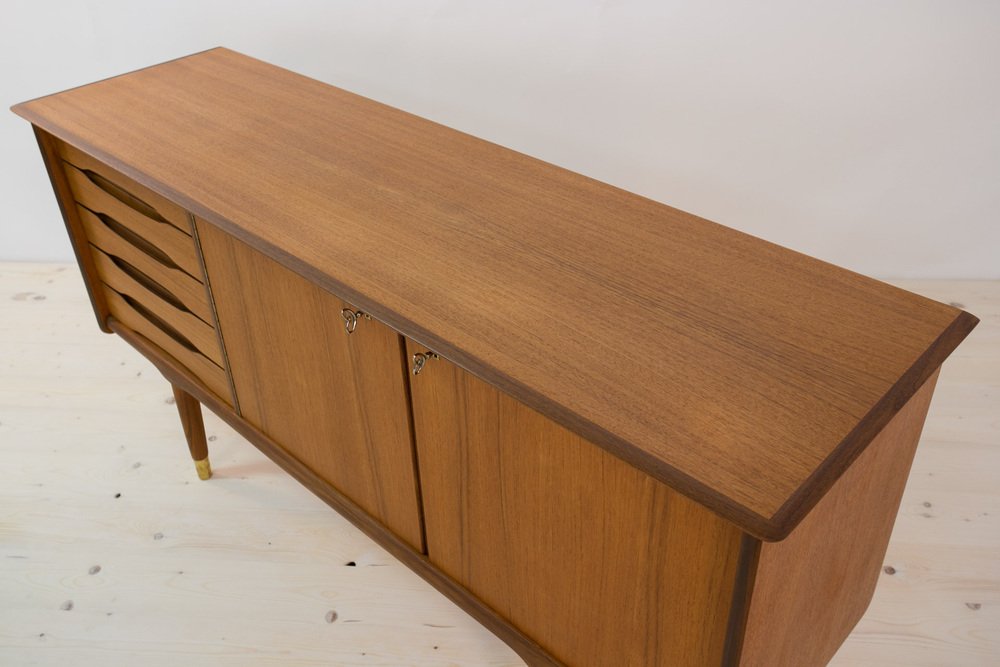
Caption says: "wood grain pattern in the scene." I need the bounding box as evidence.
[76,206,213,323]
[10,48,977,538]
[197,219,424,552]
[190,213,242,415]
[90,246,221,365]
[737,370,941,666]
[406,340,745,666]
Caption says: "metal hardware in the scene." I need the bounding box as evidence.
[411,351,439,375]
[194,457,212,480]
[341,308,370,334]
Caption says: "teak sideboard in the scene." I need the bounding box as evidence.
[12,48,978,666]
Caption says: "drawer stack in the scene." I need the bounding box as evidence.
[56,141,232,404]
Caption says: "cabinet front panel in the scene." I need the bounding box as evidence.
[405,341,746,667]
[198,220,424,551]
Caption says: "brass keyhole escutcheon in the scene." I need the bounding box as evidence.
[412,351,439,375]
[341,308,370,334]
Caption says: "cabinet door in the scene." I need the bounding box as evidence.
[405,339,746,666]
[198,221,423,551]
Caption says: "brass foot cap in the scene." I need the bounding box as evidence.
[194,457,212,480]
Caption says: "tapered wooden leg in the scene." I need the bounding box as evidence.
[172,384,212,480]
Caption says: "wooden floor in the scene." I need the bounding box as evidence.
[1,263,997,666]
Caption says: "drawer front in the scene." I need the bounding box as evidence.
[77,205,213,323]
[58,141,192,235]
[103,287,230,401]
[63,162,201,277]
[53,139,232,405]
[91,246,223,366]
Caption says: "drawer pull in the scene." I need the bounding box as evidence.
[87,206,187,274]
[78,206,213,323]
[75,165,171,226]
[102,288,229,401]
[108,253,190,313]
[341,308,371,334]
[411,351,439,375]
[117,290,200,355]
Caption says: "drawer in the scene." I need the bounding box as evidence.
[62,162,202,278]
[77,205,213,323]
[91,245,223,366]
[58,141,192,236]
[103,286,230,402]
[53,140,231,404]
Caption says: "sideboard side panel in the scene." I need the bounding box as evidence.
[406,341,745,667]
[737,369,940,666]
[197,220,424,551]
[32,126,111,332]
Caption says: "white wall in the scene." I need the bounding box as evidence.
[3,1,998,278]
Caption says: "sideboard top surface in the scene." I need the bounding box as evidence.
[13,47,977,540]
